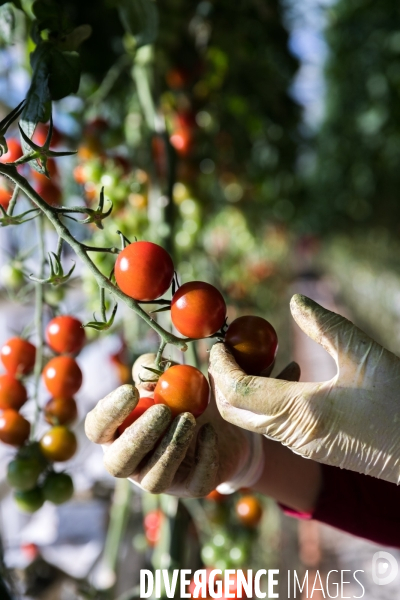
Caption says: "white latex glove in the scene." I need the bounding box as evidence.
[209,293,400,485]
[84,354,270,497]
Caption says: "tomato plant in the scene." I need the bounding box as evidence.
[46,315,86,355]
[14,487,45,513]
[40,425,77,462]
[42,356,83,399]
[235,495,263,527]
[171,281,226,338]
[42,472,74,504]
[224,316,278,375]
[154,365,209,418]
[115,241,174,301]
[0,373,28,410]
[44,397,78,426]
[1,337,36,375]
[118,396,155,434]
[0,409,30,446]
[7,456,43,491]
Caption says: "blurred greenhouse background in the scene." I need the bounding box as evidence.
[0,0,400,598]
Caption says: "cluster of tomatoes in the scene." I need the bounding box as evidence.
[0,315,85,512]
[0,124,64,209]
[113,239,278,422]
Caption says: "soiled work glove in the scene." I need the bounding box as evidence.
[209,293,400,485]
[84,354,271,497]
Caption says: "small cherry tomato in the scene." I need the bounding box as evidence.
[1,337,36,375]
[14,487,44,513]
[45,315,86,355]
[32,122,62,147]
[34,179,62,206]
[7,456,43,491]
[42,472,74,504]
[171,281,226,338]
[235,495,263,527]
[224,316,278,375]
[42,356,83,399]
[205,489,226,503]
[115,241,174,301]
[44,397,78,426]
[154,365,209,418]
[0,138,22,163]
[118,396,155,435]
[144,509,163,547]
[39,426,77,462]
[0,374,28,410]
[0,185,12,210]
[0,409,30,446]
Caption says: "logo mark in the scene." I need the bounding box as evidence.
[372,551,398,586]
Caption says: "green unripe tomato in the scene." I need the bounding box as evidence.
[42,472,74,504]
[7,457,43,491]
[14,487,44,513]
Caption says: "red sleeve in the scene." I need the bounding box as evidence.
[280,464,400,548]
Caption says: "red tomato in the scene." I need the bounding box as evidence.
[39,425,77,462]
[115,241,174,301]
[0,186,12,210]
[171,281,226,338]
[0,409,30,446]
[34,179,62,206]
[0,138,22,163]
[46,315,86,355]
[42,356,83,399]
[73,164,86,185]
[1,337,36,375]
[144,509,163,547]
[205,489,226,503]
[44,397,78,426]
[118,396,155,435]
[0,374,28,410]
[32,123,62,147]
[224,316,278,375]
[154,365,209,418]
[170,128,192,156]
[235,495,263,527]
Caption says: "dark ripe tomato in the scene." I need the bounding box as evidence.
[39,426,77,462]
[14,487,44,513]
[7,456,43,491]
[235,495,263,527]
[224,316,278,375]
[171,281,226,338]
[0,374,28,410]
[42,472,74,504]
[42,356,83,399]
[154,365,209,418]
[118,396,154,435]
[0,138,22,163]
[1,337,36,375]
[34,179,62,206]
[0,409,30,446]
[0,186,12,210]
[45,315,86,355]
[115,241,174,301]
[44,397,78,426]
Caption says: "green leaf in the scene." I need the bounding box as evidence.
[117,0,158,48]
[48,48,80,100]
[0,3,16,47]
[20,43,51,158]
[57,24,92,51]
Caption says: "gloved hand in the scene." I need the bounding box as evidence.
[209,293,400,485]
[84,354,270,497]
